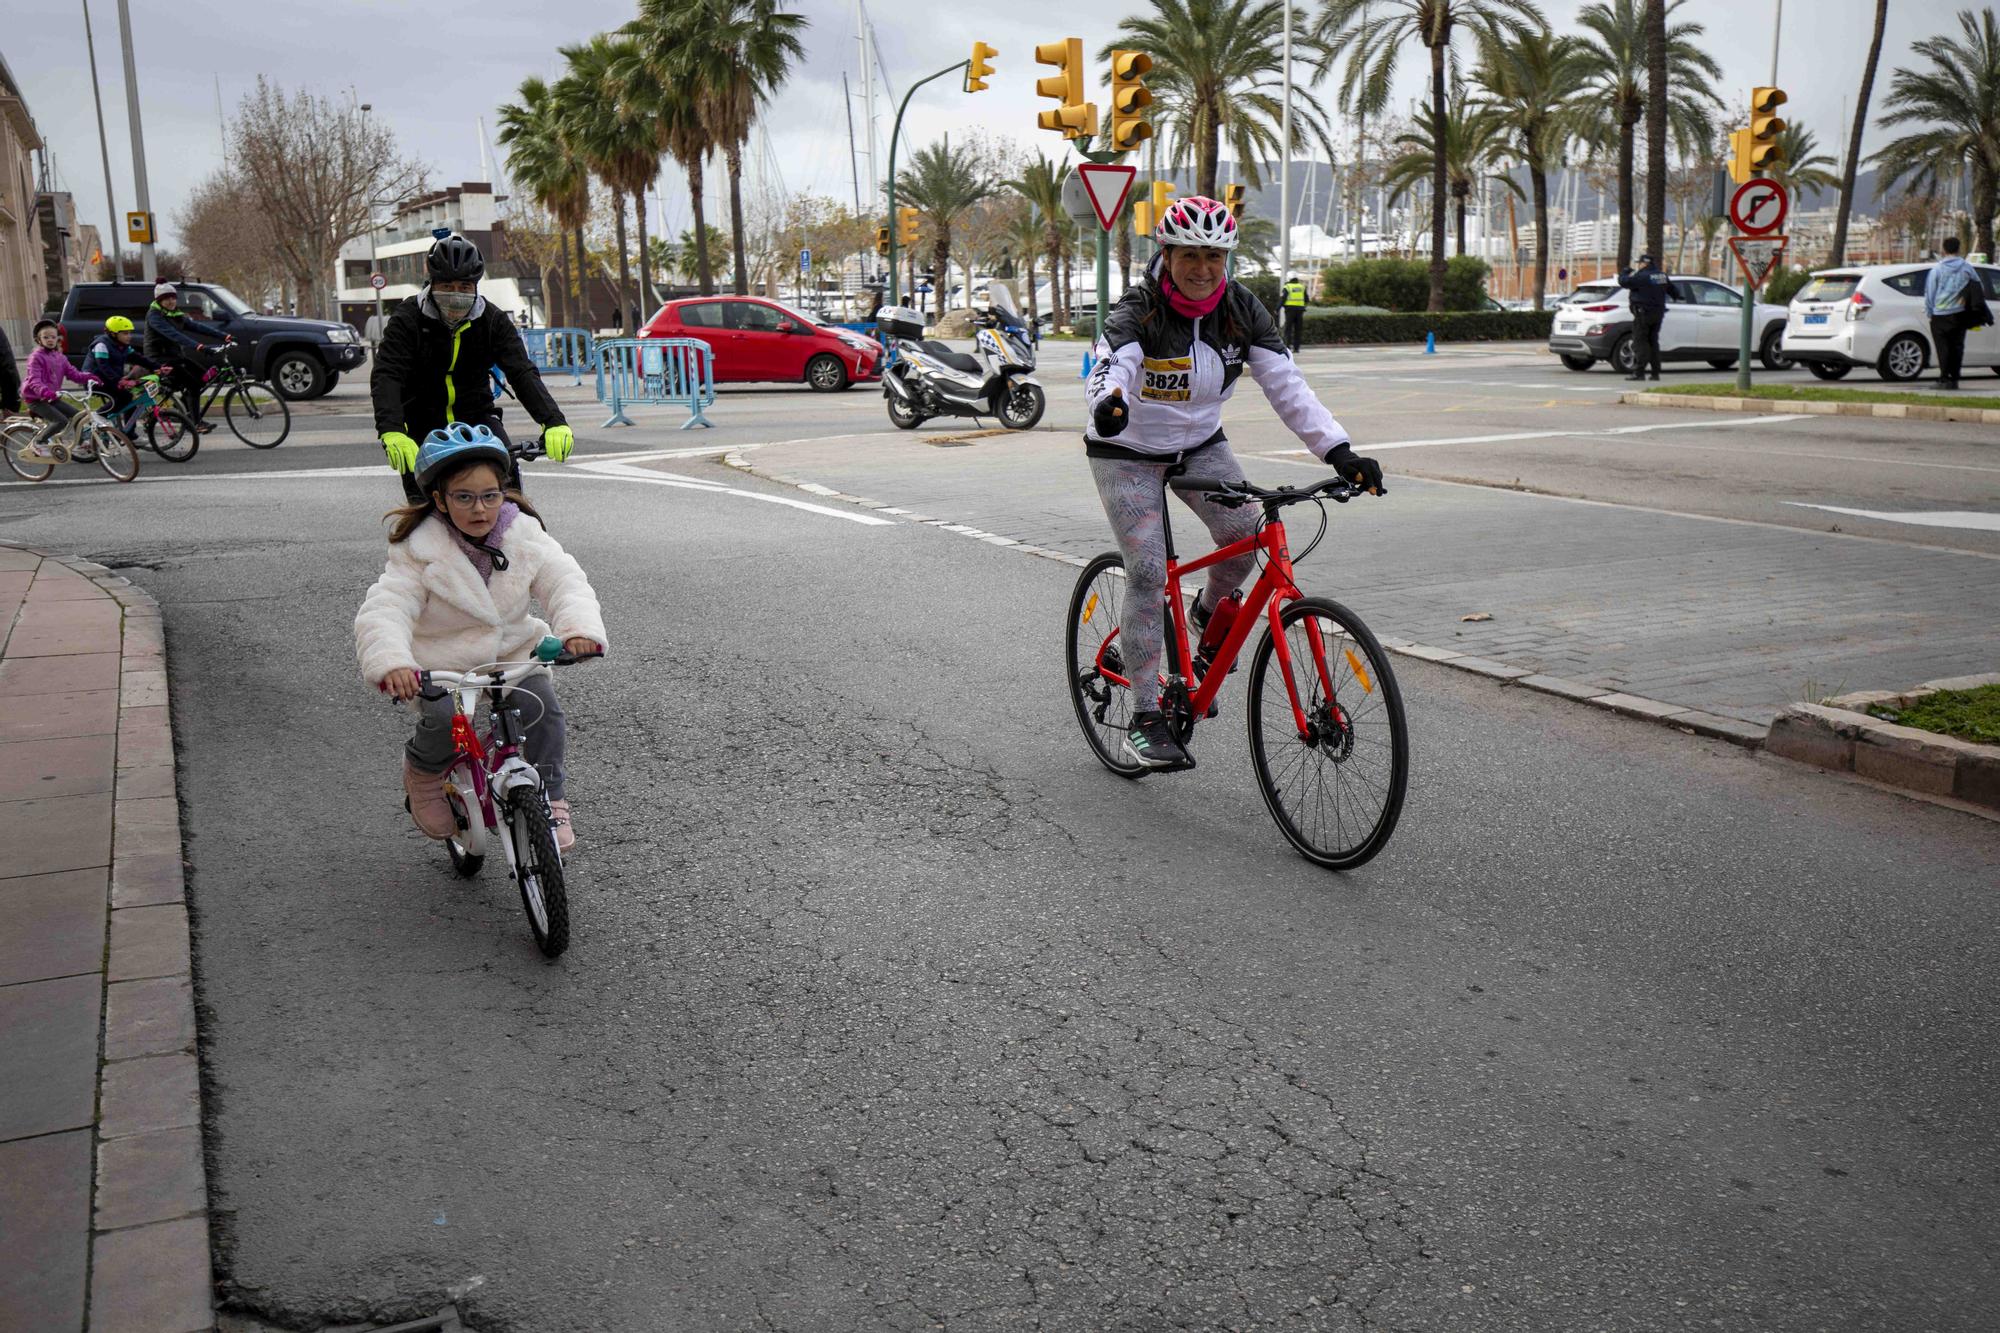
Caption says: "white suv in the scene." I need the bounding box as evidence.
[1782,262,2000,382]
[1548,276,1792,374]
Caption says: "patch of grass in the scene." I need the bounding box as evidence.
[1645,382,2000,410]
[1869,684,2000,745]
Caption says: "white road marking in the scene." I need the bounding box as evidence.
[1783,503,2000,532]
[1313,374,1620,393]
[554,459,894,525]
[1261,414,1809,455]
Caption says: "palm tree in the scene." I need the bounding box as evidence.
[1316,0,1546,312]
[496,76,590,328]
[1111,0,1334,201]
[896,139,994,313]
[1235,214,1281,272]
[627,5,721,295]
[632,0,808,296]
[1831,0,1890,266]
[555,36,647,333]
[1474,29,1584,308]
[1001,207,1045,326]
[1007,154,1073,326]
[1643,0,1666,264]
[1380,87,1521,256]
[1572,0,1721,273]
[1873,8,2000,259]
[1771,125,1841,202]
[677,226,729,284]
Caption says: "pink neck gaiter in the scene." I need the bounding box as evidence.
[1160,270,1225,320]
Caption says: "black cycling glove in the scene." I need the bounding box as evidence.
[1092,389,1128,439]
[1327,442,1384,493]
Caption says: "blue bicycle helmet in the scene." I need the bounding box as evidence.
[414,422,510,495]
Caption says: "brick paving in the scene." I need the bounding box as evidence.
[725,431,1999,726]
[0,545,211,1333]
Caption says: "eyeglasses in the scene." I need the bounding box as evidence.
[446,489,506,509]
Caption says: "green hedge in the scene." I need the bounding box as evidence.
[1299,309,1554,345]
[1318,256,1494,312]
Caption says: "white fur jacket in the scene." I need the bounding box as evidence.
[354,510,608,686]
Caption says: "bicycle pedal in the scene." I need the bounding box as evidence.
[1204,703,1220,720]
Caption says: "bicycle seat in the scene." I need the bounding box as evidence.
[919,341,983,375]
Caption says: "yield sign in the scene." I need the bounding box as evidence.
[1727,234,1789,286]
[1075,163,1138,232]
[1729,178,1788,236]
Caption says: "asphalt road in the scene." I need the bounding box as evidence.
[5,372,1999,1330]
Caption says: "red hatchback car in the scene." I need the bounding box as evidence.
[640,296,882,391]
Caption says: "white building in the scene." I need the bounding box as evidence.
[334,182,542,335]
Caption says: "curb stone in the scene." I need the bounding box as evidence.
[1767,674,2000,818]
[1618,390,2000,425]
[719,450,1770,749]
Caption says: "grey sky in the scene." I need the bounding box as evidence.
[10,0,1966,254]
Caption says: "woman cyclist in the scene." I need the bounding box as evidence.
[1084,195,1383,771]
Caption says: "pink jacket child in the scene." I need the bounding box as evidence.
[24,345,100,402]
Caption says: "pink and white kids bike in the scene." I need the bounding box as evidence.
[414,636,598,958]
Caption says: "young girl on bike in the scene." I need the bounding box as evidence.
[354,425,606,851]
[22,319,104,456]
[1084,197,1383,771]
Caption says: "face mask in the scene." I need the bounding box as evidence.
[435,291,476,322]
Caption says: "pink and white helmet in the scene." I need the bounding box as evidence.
[1152,195,1239,251]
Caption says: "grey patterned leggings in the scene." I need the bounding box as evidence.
[1089,441,1261,712]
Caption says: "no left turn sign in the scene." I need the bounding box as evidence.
[1729,179,1788,237]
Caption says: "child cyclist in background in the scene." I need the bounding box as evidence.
[22,319,103,456]
[354,425,606,851]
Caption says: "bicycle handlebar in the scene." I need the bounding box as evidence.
[1181,475,1375,508]
[415,649,601,694]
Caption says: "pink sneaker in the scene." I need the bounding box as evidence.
[547,799,574,853]
[403,761,456,839]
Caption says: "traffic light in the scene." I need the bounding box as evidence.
[1748,86,1787,176]
[1223,183,1246,220]
[966,42,997,94]
[1135,180,1174,239]
[1108,49,1153,153]
[897,206,920,246]
[1034,38,1096,139]
[876,225,891,256]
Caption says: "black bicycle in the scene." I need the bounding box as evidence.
[180,341,291,450]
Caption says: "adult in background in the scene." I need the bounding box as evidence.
[1617,253,1670,381]
[1923,236,1986,391]
[1280,273,1308,353]
[143,283,227,431]
[0,322,21,417]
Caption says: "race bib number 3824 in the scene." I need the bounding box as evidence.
[1141,356,1193,402]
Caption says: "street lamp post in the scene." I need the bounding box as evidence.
[884,59,971,307]
[81,0,123,282]
[1279,0,1292,285]
[113,0,156,282]
[361,105,384,347]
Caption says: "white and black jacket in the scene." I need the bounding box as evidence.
[1083,270,1350,462]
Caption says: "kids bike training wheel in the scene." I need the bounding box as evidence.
[443,777,484,878]
[90,425,140,482]
[1245,596,1409,870]
[1066,551,1149,779]
[2,422,53,482]
[225,382,291,448]
[145,409,200,462]
[509,793,570,958]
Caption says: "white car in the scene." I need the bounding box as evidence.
[1781,262,2000,382]
[1547,276,1793,374]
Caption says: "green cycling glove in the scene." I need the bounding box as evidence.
[381,431,419,473]
[543,424,574,462]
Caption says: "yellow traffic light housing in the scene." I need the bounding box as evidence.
[1133,201,1153,236]
[1034,38,1096,139]
[1748,86,1787,177]
[876,225,891,256]
[1223,183,1246,220]
[897,206,921,247]
[1108,49,1153,153]
[966,42,997,94]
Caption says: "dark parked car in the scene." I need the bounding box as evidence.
[58,282,367,400]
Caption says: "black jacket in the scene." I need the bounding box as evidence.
[0,324,19,411]
[370,294,565,440]
[143,303,226,360]
[1618,266,1672,316]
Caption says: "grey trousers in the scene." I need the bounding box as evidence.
[407,671,568,801]
[1090,441,1261,712]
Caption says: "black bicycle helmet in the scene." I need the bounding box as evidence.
[426,232,485,283]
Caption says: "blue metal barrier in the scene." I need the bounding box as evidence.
[594,337,717,429]
[522,327,596,386]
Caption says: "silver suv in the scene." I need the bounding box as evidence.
[1781,263,2000,382]
[1548,276,1792,374]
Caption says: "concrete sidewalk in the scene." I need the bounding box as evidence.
[0,545,211,1331]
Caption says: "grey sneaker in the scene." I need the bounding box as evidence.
[1122,710,1192,770]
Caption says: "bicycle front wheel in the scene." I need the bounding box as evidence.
[1246,596,1409,870]
[509,793,570,958]
[224,382,290,448]
[89,424,139,482]
[145,409,199,462]
[1066,551,1149,779]
[2,422,53,482]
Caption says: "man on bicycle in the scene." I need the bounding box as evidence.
[1085,196,1382,771]
[371,231,574,503]
[143,283,227,432]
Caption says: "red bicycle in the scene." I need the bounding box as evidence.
[1066,472,1409,869]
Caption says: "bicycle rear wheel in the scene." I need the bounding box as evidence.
[145,409,199,462]
[1246,596,1409,870]
[2,422,53,482]
[509,792,570,957]
[1066,552,1149,778]
[224,382,291,448]
[90,424,139,482]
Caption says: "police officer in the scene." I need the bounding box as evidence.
[371,232,574,502]
[1280,273,1309,353]
[1617,253,1670,381]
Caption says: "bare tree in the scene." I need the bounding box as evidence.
[501,197,570,327]
[228,79,427,319]
[175,171,289,302]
